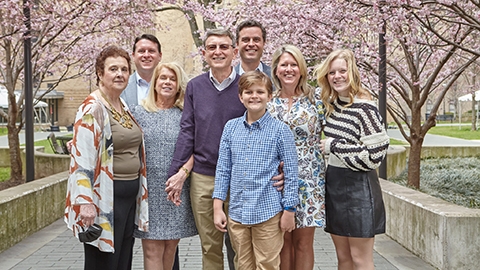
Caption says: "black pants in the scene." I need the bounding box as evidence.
[84,179,139,270]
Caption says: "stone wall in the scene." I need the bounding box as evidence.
[0,171,68,253]
[382,144,480,269]
[21,150,70,180]
[0,147,9,167]
[386,145,407,179]
[403,145,480,158]
[382,179,480,270]
[0,147,70,180]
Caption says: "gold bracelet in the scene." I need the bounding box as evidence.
[180,167,190,177]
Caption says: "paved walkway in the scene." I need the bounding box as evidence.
[387,126,480,146]
[0,219,434,270]
[2,128,469,269]
[0,130,71,147]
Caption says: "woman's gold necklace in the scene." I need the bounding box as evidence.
[99,90,133,129]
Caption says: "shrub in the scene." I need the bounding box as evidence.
[389,157,480,209]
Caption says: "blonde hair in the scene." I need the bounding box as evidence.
[141,62,188,112]
[271,44,314,103]
[314,49,371,116]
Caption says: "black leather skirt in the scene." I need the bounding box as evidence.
[324,166,385,238]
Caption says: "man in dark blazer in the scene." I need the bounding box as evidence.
[121,34,162,110]
[121,34,183,270]
[234,20,272,78]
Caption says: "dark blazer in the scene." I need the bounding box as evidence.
[234,62,272,79]
[120,73,139,110]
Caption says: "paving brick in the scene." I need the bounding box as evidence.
[0,218,437,270]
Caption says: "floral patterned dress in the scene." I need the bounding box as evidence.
[268,88,326,228]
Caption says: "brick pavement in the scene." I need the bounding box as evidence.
[0,131,436,269]
[0,219,435,270]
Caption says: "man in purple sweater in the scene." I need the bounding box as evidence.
[168,28,282,270]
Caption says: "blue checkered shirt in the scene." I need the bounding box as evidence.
[213,111,299,225]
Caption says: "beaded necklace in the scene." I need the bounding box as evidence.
[99,90,133,129]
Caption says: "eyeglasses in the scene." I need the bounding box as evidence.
[205,44,234,51]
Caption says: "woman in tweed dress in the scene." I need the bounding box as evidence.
[316,49,389,270]
[132,62,197,270]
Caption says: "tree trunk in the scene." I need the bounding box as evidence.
[407,92,425,189]
[472,92,477,131]
[184,10,203,49]
[203,18,216,31]
[407,134,423,189]
[7,122,23,183]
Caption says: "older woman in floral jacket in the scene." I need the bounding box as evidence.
[65,45,148,270]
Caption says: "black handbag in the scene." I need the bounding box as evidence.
[78,224,103,243]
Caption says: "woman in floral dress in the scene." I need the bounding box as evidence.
[268,44,326,270]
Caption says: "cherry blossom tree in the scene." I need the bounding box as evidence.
[169,0,479,188]
[0,0,165,183]
[405,0,480,130]
[2,0,478,189]
[371,1,479,187]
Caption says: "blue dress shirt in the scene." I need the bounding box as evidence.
[213,111,299,225]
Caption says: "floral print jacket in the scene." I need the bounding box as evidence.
[64,92,148,252]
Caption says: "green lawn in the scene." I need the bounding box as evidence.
[427,125,480,140]
[19,139,56,154]
[0,167,9,183]
[0,127,7,136]
[390,138,407,145]
[1,139,56,182]
[35,139,55,154]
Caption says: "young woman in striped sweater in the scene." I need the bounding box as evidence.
[316,49,389,270]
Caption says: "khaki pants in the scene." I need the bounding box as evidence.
[190,172,230,269]
[228,213,284,270]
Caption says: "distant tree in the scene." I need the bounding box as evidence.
[0,0,164,183]
[407,0,480,131]
[370,1,479,188]
[170,0,480,188]
[154,0,225,50]
[463,64,479,130]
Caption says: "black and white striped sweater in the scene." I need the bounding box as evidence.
[324,96,389,172]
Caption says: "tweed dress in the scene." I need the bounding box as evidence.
[132,106,197,240]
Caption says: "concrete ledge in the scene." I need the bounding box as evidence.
[386,145,407,179]
[21,150,70,180]
[403,145,480,158]
[381,179,480,270]
[0,171,68,253]
[0,146,70,180]
[384,145,480,179]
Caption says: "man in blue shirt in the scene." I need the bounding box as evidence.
[213,71,299,269]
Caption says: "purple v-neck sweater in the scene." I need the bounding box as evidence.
[168,72,245,177]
